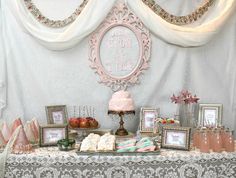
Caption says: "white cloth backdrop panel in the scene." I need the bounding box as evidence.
[127,0,236,47]
[0,0,6,118]
[8,0,116,50]
[0,0,236,134]
[5,0,236,50]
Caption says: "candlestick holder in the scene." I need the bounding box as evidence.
[108,110,135,136]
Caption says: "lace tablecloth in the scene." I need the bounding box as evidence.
[4,146,236,178]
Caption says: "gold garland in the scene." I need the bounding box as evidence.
[24,0,89,28]
[142,0,215,25]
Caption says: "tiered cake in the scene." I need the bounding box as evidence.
[108,90,134,111]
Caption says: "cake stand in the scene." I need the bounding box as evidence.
[108,110,135,136]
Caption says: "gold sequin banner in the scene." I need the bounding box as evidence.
[24,0,89,28]
[142,0,215,26]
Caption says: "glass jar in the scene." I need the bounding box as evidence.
[193,128,200,149]
[212,130,222,152]
[207,128,214,151]
[220,127,227,149]
[225,130,235,152]
[199,130,210,153]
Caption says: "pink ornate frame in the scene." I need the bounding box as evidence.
[89,3,151,91]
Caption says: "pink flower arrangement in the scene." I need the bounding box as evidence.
[171,90,199,104]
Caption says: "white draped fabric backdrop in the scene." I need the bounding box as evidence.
[0,0,236,135]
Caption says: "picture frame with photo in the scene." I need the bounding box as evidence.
[198,103,223,127]
[161,126,191,150]
[39,124,68,146]
[140,107,160,133]
[46,105,68,124]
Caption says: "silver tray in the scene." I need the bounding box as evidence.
[76,150,160,156]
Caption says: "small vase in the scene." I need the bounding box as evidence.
[177,103,196,128]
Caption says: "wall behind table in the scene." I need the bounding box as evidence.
[1,0,236,135]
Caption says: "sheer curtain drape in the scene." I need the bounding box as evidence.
[0,126,21,178]
[6,0,236,50]
[8,0,116,50]
[0,0,6,118]
[127,0,236,47]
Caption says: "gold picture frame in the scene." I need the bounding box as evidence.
[198,103,223,127]
[140,107,160,133]
[161,126,191,150]
[46,105,68,124]
[39,124,68,147]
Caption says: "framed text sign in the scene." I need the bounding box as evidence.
[39,124,68,146]
[140,107,160,133]
[46,105,68,124]
[100,26,140,78]
[198,103,223,127]
[161,126,191,151]
[89,2,151,91]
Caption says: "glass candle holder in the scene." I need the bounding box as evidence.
[220,127,227,150]
[225,130,235,152]
[199,130,210,153]
[193,128,200,149]
[206,128,213,150]
[212,130,222,152]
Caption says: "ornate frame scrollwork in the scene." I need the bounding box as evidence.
[89,3,151,91]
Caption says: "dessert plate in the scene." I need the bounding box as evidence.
[71,125,101,142]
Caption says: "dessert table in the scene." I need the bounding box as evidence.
[4,146,236,178]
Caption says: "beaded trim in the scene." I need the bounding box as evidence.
[142,0,215,25]
[24,0,89,28]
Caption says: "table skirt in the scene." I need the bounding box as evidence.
[4,147,236,178]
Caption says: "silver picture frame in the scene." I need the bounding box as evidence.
[198,103,223,127]
[140,107,160,133]
[39,124,68,147]
[46,105,68,125]
[161,126,191,151]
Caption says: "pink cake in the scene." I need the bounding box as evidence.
[109,90,134,111]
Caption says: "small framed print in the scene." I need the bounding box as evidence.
[161,126,191,150]
[39,124,68,146]
[140,107,160,133]
[198,104,223,127]
[46,105,68,124]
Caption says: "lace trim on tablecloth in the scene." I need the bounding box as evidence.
[5,146,236,178]
[6,146,236,164]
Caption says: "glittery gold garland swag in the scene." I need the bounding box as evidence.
[24,0,89,28]
[142,0,215,25]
